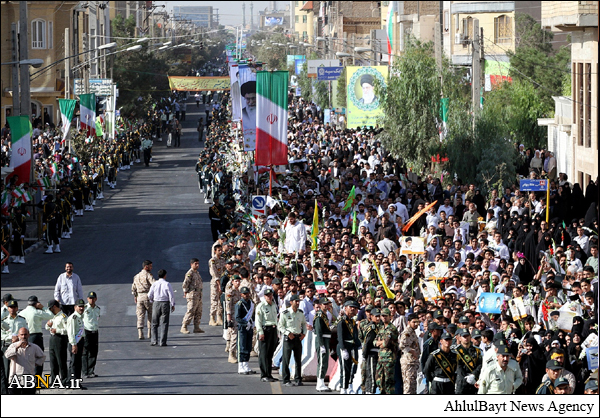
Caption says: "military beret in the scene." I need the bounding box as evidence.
[344,300,360,309]
[264,288,274,295]
[447,323,458,333]
[459,328,471,337]
[546,360,563,370]
[554,377,569,387]
[240,286,250,294]
[28,296,39,303]
[88,291,97,298]
[6,300,18,308]
[381,308,391,316]
[290,294,301,302]
[319,297,331,305]
[365,304,374,312]
[75,299,86,307]
[428,322,443,331]
[459,316,470,324]
[440,332,453,340]
[433,309,444,319]
[370,308,381,316]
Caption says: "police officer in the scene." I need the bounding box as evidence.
[256,288,279,382]
[181,258,204,334]
[45,300,69,386]
[337,299,361,394]
[478,341,523,394]
[423,332,457,394]
[454,328,482,394]
[235,287,255,375]
[1,300,28,383]
[375,307,399,394]
[362,307,381,394]
[18,296,53,376]
[82,291,101,378]
[277,294,307,387]
[67,299,86,388]
[314,297,333,392]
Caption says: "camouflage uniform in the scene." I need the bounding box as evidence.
[225,281,242,359]
[208,257,225,323]
[399,325,421,394]
[181,268,203,331]
[375,322,398,394]
[132,269,156,335]
[360,319,380,394]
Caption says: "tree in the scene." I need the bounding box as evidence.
[375,38,441,169]
[336,68,347,108]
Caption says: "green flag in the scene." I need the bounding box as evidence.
[95,116,104,137]
[352,211,358,235]
[342,186,356,211]
[311,199,319,251]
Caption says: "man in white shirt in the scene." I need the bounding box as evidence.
[437,198,454,217]
[492,232,510,260]
[54,262,84,317]
[573,227,590,255]
[394,201,409,224]
[284,212,307,254]
[148,269,175,347]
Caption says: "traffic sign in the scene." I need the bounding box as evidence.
[252,195,267,217]
[317,67,344,81]
[519,179,548,192]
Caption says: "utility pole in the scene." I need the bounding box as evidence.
[471,18,480,128]
[65,28,70,99]
[480,26,485,105]
[250,2,254,32]
[11,23,20,116]
[242,2,246,28]
[19,1,31,119]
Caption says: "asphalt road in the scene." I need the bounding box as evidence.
[1,99,325,395]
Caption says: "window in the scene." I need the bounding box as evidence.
[462,17,473,41]
[585,63,591,148]
[295,16,299,23]
[302,31,307,41]
[494,15,511,43]
[303,15,307,23]
[48,21,53,49]
[31,19,46,49]
[577,62,583,146]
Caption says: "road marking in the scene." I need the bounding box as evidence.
[270,381,282,394]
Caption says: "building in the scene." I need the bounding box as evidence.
[539,1,598,189]
[174,5,214,29]
[293,1,315,42]
[258,4,291,32]
[1,1,79,128]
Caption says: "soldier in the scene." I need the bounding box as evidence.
[423,332,457,394]
[314,297,333,392]
[220,260,235,349]
[478,342,523,394]
[1,300,28,383]
[18,296,54,377]
[399,313,421,394]
[82,291,101,378]
[209,201,223,241]
[225,275,242,363]
[337,299,361,394]
[10,207,26,264]
[256,288,279,382]
[454,328,482,394]
[1,217,10,274]
[277,294,307,387]
[45,300,69,386]
[375,307,398,394]
[67,299,86,388]
[362,307,381,394]
[39,195,61,253]
[132,260,156,340]
[235,287,256,374]
[420,322,443,384]
[181,258,204,334]
[208,246,226,326]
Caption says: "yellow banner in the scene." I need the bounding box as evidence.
[346,66,388,129]
[168,76,231,91]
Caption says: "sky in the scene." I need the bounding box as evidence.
[156,1,276,27]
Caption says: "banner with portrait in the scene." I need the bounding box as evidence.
[477,292,504,314]
[229,63,242,121]
[421,279,442,302]
[424,262,448,279]
[398,236,425,255]
[238,65,258,151]
[346,66,388,129]
[508,297,528,321]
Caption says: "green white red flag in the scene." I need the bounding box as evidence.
[255,71,288,166]
[59,99,76,144]
[79,93,96,138]
[7,116,32,185]
[387,1,395,59]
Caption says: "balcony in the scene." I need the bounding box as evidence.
[542,1,598,30]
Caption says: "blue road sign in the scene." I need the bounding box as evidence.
[317,67,343,81]
[520,179,548,192]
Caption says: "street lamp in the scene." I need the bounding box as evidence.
[354,47,371,53]
[336,52,353,58]
[1,58,46,117]
[126,45,143,52]
[136,37,149,43]
[1,58,44,68]
[98,42,117,50]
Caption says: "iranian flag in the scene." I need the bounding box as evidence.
[7,116,32,185]
[79,93,96,138]
[387,1,395,58]
[59,99,76,144]
[255,71,288,166]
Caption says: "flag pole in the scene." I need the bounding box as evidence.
[269,167,273,197]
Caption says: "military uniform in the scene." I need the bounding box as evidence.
[19,301,53,376]
[209,203,223,241]
[82,298,101,377]
[1,306,28,383]
[181,268,203,333]
[255,292,279,380]
[132,269,156,339]
[314,306,333,391]
[67,306,85,381]
[420,336,440,376]
[399,325,421,394]
[454,342,482,394]
[375,321,399,394]
[478,356,523,394]
[337,312,360,392]
[225,281,242,361]
[45,306,69,386]
[361,317,380,394]
[10,211,26,259]
[423,343,457,394]
[277,302,307,385]
[208,256,226,325]
[235,291,255,368]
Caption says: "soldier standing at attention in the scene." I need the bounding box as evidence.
[337,299,361,394]
[235,287,256,375]
[209,202,223,241]
[314,297,333,392]
[208,246,226,326]
[82,292,101,378]
[399,313,421,394]
[455,328,482,394]
[225,275,242,363]
[423,332,457,394]
[1,300,28,383]
[375,307,399,394]
[45,300,68,386]
[66,299,86,389]
[132,260,156,340]
[18,296,53,377]
[362,307,381,394]
[181,258,204,334]
[277,294,307,387]
[420,322,442,386]
[255,288,279,382]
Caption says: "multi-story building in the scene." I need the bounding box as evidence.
[539,1,598,189]
[293,0,315,42]
[174,5,214,29]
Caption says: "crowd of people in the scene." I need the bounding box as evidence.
[198,81,598,395]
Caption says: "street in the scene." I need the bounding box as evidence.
[2,100,322,395]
